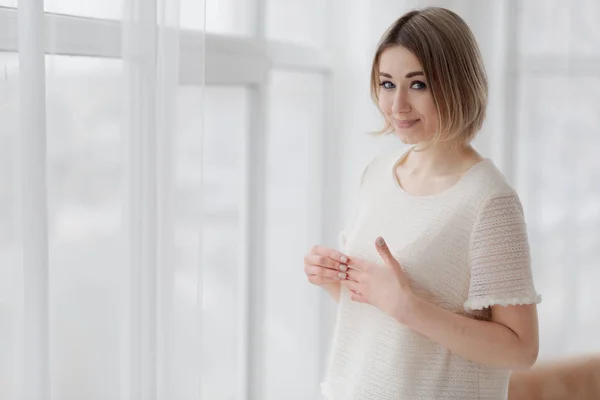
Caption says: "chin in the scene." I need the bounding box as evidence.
[391,128,436,146]
[392,131,421,145]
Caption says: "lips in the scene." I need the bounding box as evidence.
[394,119,420,129]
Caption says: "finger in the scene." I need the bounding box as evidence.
[304,254,347,271]
[307,274,338,285]
[340,279,361,293]
[310,245,350,266]
[375,237,400,268]
[345,268,364,282]
[349,292,368,304]
[345,256,371,272]
[305,265,348,280]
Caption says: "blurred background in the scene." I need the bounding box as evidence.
[0,0,599,399]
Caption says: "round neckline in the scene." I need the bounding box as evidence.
[390,146,491,200]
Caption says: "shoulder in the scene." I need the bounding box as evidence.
[467,159,522,205]
[450,159,527,228]
[460,160,529,231]
[359,146,408,186]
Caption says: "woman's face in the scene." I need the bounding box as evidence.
[377,45,439,144]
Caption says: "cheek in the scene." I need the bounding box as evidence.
[424,107,438,126]
[378,93,393,115]
[427,108,439,129]
[419,98,439,126]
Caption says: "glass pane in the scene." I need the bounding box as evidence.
[195,86,247,400]
[515,75,600,358]
[264,71,325,400]
[199,0,251,35]
[518,0,600,56]
[267,0,327,48]
[0,53,210,398]
[0,52,20,400]
[573,262,600,353]
[45,55,125,400]
[44,0,122,20]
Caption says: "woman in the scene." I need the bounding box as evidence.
[304,7,541,400]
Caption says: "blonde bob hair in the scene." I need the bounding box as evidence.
[370,7,488,147]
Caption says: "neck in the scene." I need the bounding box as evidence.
[405,141,479,177]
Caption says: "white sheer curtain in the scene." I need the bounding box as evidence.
[0,1,206,399]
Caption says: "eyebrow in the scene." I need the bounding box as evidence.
[379,71,424,79]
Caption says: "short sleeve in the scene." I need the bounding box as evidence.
[464,192,542,310]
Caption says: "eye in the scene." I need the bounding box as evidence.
[379,80,395,90]
[410,80,427,90]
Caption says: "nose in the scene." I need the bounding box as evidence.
[391,88,411,115]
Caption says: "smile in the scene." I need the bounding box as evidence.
[394,119,420,129]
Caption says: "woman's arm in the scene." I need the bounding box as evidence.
[341,237,540,371]
[400,294,539,370]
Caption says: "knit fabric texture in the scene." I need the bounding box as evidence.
[321,148,541,400]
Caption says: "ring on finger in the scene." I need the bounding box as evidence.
[339,264,348,272]
[337,272,347,280]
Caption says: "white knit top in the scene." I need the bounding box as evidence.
[321,148,541,400]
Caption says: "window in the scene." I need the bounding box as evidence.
[203,0,252,35]
[266,0,328,48]
[196,2,334,398]
[44,0,122,20]
[2,1,334,398]
[0,51,19,400]
[518,0,600,56]
[515,0,600,358]
[264,71,325,399]
[46,55,125,400]
[196,86,247,399]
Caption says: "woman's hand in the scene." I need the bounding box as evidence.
[340,237,415,320]
[304,245,350,289]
